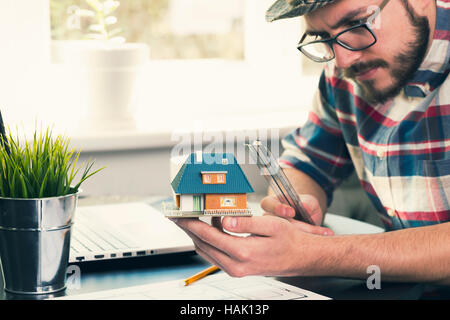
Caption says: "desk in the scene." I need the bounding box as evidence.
[0,196,442,300]
[0,252,426,300]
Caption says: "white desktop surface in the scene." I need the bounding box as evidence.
[323,213,384,235]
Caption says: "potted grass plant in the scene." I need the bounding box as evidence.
[0,125,104,295]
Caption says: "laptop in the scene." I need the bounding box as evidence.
[69,199,195,263]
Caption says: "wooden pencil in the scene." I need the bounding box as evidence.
[184,265,220,286]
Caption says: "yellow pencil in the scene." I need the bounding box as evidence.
[184,265,220,286]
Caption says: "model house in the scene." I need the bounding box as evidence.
[168,152,254,216]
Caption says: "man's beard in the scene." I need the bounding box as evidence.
[341,7,430,104]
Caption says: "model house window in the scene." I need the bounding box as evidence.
[220,196,236,207]
[216,174,225,184]
[193,195,202,211]
[202,174,211,184]
[202,172,227,184]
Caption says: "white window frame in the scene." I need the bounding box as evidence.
[1,0,320,150]
[0,0,52,129]
[130,0,318,133]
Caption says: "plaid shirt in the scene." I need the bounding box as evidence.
[280,1,450,230]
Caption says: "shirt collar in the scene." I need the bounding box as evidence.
[404,2,450,97]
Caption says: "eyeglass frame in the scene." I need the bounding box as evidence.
[297,0,390,63]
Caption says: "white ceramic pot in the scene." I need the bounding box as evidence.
[53,41,149,130]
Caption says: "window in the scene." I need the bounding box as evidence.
[202,174,211,184]
[216,174,225,184]
[193,195,202,211]
[220,196,236,208]
[0,0,54,129]
[202,172,226,184]
[2,1,319,139]
[50,0,244,60]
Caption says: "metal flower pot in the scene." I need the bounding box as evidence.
[0,192,79,294]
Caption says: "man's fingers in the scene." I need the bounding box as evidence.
[222,215,287,237]
[181,227,232,270]
[176,219,251,275]
[175,218,246,256]
[261,194,324,226]
[291,220,334,236]
[211,217,223,230]
[260,195,295,218]
[298,194,323,225]
[222,215,333,237]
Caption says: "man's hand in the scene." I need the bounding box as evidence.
[172,193,333,277]
[260,194,334,236]
[174,215,329,277]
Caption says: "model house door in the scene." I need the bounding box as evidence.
[193,195,202,211]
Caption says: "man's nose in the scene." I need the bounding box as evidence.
[333,43,362,69]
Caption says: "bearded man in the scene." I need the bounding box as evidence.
[174,0,450,285]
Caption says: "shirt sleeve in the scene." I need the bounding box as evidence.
[279,70,355,206]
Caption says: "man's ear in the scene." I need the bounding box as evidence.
[408,0,433,16]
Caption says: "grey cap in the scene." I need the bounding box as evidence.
[266,0,336,22]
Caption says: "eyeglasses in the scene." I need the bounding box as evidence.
[297,0,390,63]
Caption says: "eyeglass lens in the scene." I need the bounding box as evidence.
[300,26,376,62]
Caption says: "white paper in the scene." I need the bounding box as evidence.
[54,272,330,300]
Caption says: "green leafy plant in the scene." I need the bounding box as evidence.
[55,0,124,41]
[0,127,104,198]
[84,0,124,41]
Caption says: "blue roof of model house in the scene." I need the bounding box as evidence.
[171,153,254,194]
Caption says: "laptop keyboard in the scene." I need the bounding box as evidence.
[71,210,137,253]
